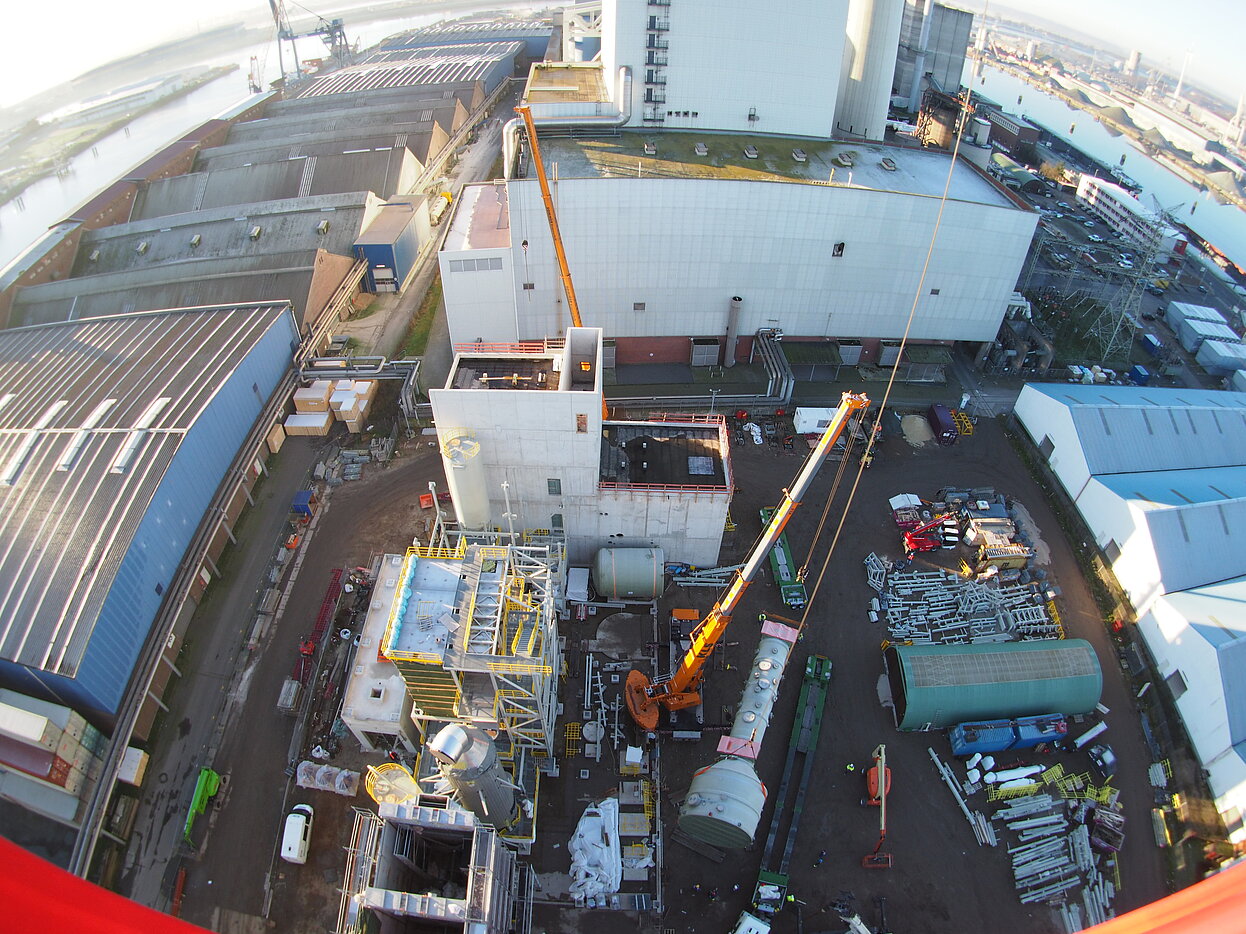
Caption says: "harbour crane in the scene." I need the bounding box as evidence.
[626,392,871,730]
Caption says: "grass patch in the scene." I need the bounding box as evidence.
[400,275,442,358]
[350,300,381,321]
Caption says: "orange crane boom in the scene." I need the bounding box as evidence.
[626,392,870,730]
[515,104,583,329]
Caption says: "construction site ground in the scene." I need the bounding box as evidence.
[152,401,1172,934]
[530,413,1169,934]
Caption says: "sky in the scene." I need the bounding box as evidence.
[3,0,1244,109]
[982,0,1244,100]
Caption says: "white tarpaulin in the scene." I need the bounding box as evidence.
[295,760,360,797]
[568,797,622,906]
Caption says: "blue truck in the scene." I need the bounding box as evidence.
[948,713,1068,756]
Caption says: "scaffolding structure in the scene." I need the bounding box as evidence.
[382,539,564,768]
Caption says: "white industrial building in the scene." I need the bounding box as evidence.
[1076,175,1188,258]
[443,133,1035,363]
[428,328,730,566]
[604,0,850,137]
[1014,383,1246,841]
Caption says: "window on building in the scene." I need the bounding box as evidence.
[523,282,535,290]
[576,414,588,433]
[1103,538,1121,563]
[832,242,845,257]
[1038,434,1055,459]
[634,302,646,311]
[551,513,564,529]
[929,288,940,295]
[547,478,561,495]
[1165,670,1187,701]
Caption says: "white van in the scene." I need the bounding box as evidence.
[281,804,314,864]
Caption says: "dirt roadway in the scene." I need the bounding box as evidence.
[178,435,448,932]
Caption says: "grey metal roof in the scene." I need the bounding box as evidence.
[1025,384,1246,474]
[226,103,453,147]
[1160,580,1246,749]
[13,262,315,329]
[132,151,417,221]
[259,82,478,121]
[1092,469,1246,594]
[375,20,551,52]
[68,195,370,275]
[294,42,522,98]
[197,124,444,172]
[0,303,294,676]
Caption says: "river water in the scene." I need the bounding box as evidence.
[0,7,515,270]
[967,63,1246,271]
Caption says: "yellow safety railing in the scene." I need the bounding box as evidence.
[1046,600,1065,638]
[564,722,582,757]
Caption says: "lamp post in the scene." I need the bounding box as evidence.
[709,388,720,415]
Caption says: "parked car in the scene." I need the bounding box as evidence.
[1057,201,1071,209]
[1198,284,1209,293]
[1088,234,1104,242]
[1083,220,1096,228]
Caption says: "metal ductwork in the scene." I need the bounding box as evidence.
[427,724,519,829]
[724,296,742,368]
[504,67,632,179]
[677,632,796,849]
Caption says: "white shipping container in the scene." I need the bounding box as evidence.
[118,747,150,786]
[0,702,58,749]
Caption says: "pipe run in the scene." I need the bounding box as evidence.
[503,67,632,179]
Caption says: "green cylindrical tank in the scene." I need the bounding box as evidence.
[884,639,1102,730]
[591,547,665,601]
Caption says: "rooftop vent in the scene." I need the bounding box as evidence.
[88,249,100,263]
[189,234,201,247]
[317,219,330,234]
[249,226,263,241]
[135,241,149,255]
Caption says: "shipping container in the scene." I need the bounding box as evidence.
[926,404,958,445]
[1140,333,1165,359]
[1128,365,1150,386]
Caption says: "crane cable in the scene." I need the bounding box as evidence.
[796,93,975,633]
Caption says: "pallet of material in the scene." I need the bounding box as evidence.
[266,422,286,454]
[293,380,333,413]
[284,411,333,436]
[334,395,360,422]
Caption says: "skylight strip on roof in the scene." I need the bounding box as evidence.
[57,398,117,471]
[0,400,69,487]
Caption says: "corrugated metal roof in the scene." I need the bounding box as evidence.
[0,304,293,676]
[295,42,521,98]
[376,19,551,52]
[1024,384,1246,474]
[198,127,442,172]
[886,639,1102,729]
[264,82,477,120]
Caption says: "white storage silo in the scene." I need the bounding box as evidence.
[836,0,905,141]
[441,430,490,529]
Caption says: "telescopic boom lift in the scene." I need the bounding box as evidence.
[626,392,870,730]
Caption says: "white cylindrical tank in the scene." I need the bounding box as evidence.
[441,430,490,529]
[836,0,906,141]
[591,547,665,601]
[678,634,794,848]
[428,724,519,828]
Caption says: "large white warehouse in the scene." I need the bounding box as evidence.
[442,131,1035,364]
[1014,383,1246,841]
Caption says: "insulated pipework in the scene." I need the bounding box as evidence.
[677,623,799,849]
